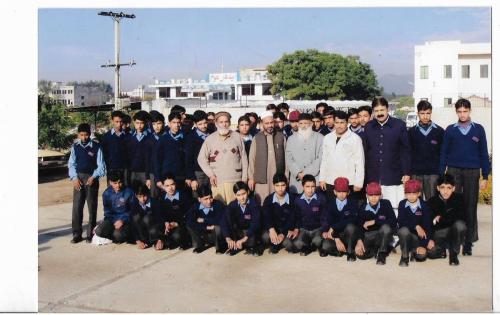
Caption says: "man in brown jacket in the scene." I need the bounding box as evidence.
[248,111,287,205]
[197,111,248,204]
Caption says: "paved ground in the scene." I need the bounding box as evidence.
[38,189,493,312]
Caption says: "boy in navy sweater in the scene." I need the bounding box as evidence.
[261,173,298,254]
[221,181,262,256]
[68,123,106,243]
[320,177,358,261]
[95,170,134,243]
[126,110,153,189]
[131,184,166,250]
[186,185,226,254]
[426,174,467,265]
[439,98,489,255]
[397,179,433,266]
[355,182,397,265]
[101,111,130,186]
[293,174,327,256]
[148,111,166,198]
[408,100,445,200]
[184,110,211,197]
[159,173,193,250]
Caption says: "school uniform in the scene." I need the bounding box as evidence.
[240,134,254,158]
[154,130,186,188]
[184,128,210,196]
[159,190,192,248]
[126,130,154,188]
[95,186,135,243]
[426,193,467,258]
[148,130,166,198]
[186,200,226,252]
[319,125,333,136]
[130,197,166,245]
[356,199,397,259]
[439,121,490,246]
[68,139,106,240]
[397,198,433,260]
[220,198,261,254]
[101,128,130,185]
[261,193,296,252]
[293,192,327,253]
[283,125,294,139]
[320,197,358,256]
[408,122,445,200]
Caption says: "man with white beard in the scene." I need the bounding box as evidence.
[197,111,248,204]
[285,113,324,194]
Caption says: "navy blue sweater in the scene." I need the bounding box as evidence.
[130,197,166,225]
[102,186,135,223]
[397,198,433,247]
[408,123,444,175]
[439,122,490,178]
[426,193,466,231]
[186,200,225,233]
[261,193,296,234]
[220,199,261,239]
[73,142,101,174]
[321,197,358,237]
[100,129,129,170]
[126,132,154,174]
[184,128,208,180]
[158,191,193,225]
[153,132,185,182]
[357,199,397,236]
[294,192,327,231]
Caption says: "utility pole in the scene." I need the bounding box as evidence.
[98,11,136,109]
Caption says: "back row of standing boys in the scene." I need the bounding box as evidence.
[68,97,490,266]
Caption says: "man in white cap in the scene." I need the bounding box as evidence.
[248,111,287,205]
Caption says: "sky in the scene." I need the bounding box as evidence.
[38,7,491,94]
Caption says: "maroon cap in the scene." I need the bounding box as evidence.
[334,177,349,192]
[288,110,300,122]
[366,182,382,196]
[404,179,422,193]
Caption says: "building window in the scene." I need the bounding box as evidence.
[193,92,206,97]
[461,65,470,79]
[443,65,452,78]
[262,83,272,95]
[480,64,488,78]
[81,102,84,106]
[69,90,73,94]
[81,95,85,100]
[444,98,452,107]
[420,66,428,79]
[241,84,255,96]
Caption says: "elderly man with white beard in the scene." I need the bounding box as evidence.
[197,111,248,205]
[248,111,287,205]
[285,113,324,194]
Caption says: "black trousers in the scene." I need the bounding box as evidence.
[428,221,467,258]
[187,226,225,251]
[321,223,358,255]
[191,171,210,198]
[129,171,148,189]
[95,219,132,243]
[357,224,393,259]
[261,230,294,252]
[131,212,163,244]
[293,228,322,251]
[149,174,161,198]
[227,228,258,251]
[72,173,99,238]
[447,167,480,243]
[398,227,426,260]
[165,225,190,248]
[412,174,439,201]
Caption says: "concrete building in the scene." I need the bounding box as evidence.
[123,85,155,101]
[413,40,491,108]
[48,82,111,107]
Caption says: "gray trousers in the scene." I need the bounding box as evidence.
[72,173,99,238]
[293,228,323,251]
[187,226,224,251]
[149,174,161,198]
[412,174,439,201]
[131,212,163,244]
[357,224,393,259]
[321,223,358,255]
[262,230,294,252]
[428,220,467,257]
[447,167,480,243]
[398,227,426,260]
[95,219,131,243]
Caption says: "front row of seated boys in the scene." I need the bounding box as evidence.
[94,170,467,266]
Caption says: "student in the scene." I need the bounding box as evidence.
[311,111,323,132]
[439,98,489,256]
[101,111,129,185]
[261,173,298,254]
[293,174,327,256]
[221,181,262,256]
[408,100,445,200]
[159,173,192,249]
[247,112,260,136]
[274,111,287,131]
[319,109,335,136]
[426,174,467,265]
[283,110,299,139]
[185,110,211,196]
[397,179,433,266]
[357,105,373,132]
[126,110,153,189]
[68,123,106,243]
[122,114,132,134]
[320,177,358,261]
[348,108,362,134]
[148,111,166,198]
[206,111,217,134]
[237,115,253,158]
[315,102,328,116]
[130,184,166,250]
[186,185,226,253]
[95,170,134,243]
[266,103,277,113]
[277,102,290,118]
[355,182,397,265]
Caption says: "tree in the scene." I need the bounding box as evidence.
[38,101,74,150]
[267,49,382,100]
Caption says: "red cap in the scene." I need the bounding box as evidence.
[404,179,422,193]
[366,182,382,196]
[288,110,300,122]
[333,177,349,192]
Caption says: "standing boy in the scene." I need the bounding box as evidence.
[101,111,129,185]
[126,110,153,189]
[148,111,166,198]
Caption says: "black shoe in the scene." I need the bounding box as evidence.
[252,248,263,256]
[347,253,356,262]
[399,256,409,267]
[462,242,472,256]
[229,250,239,256]
[85,235,93,243]
[268,246,280,255]
[410,252,416,262]
[215,249,225,255]
[192,247,204,254]
[70,235,83,244]
[319,250,327,257]
[376,252,386,265]
[300,247,312,256]
[449,252,460,266]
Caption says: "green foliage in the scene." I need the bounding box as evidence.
[392,96,415,108]
[267,49,382,100]
[479,175,492,205]
[69,111,110,129]
[38,102,74,150]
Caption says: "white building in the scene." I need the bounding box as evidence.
[413,40,491,108]
[123,85,155,100]
[48,82,111,107]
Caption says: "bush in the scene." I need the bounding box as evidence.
[479,175,492,205]
[38,102,74,150]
